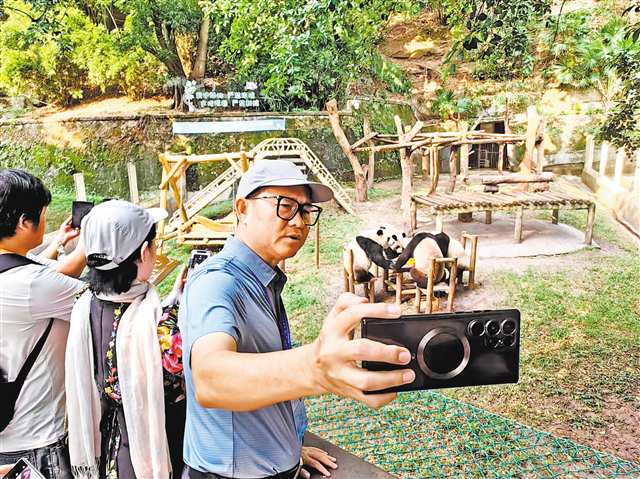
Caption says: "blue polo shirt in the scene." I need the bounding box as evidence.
[179,236,305,478]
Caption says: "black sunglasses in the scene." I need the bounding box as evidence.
[247,195,322,226]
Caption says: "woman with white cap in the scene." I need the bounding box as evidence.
[65,200,186,479]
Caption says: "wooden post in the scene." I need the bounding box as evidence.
[240,151,250,173]
[435,212,444,232]
[421,151,429,181]
[410,199,417,233]
[585,204,596,245]
[460,143,469,183]
[326,100,368,202]
[447,148,458,193]
[347,248,355,293]
[599,141,610,177]
[485,211,492,224]
[498,144,505,174]
[382,268,389,294]
[428,146,439,195]
[425,258,436,314]
[514,207,524,243]
[315,217,320,269]
[585,135,595,172]
[536,118,546,174]
[395,271,402,305]
[552,209,559,224]
[73,173,86,201]
[363,117,375,188]
[127,162,139,204]
[342,267,349,292]
[614,148,626,187]
[368,279,375,303]
[396,117,424,231]
[522,106,540,174]
[447,259,457,312]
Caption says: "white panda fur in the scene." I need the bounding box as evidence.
[343,226,397,283]
[445,235,470,270]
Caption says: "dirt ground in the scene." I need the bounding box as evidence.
[321,176,639,463]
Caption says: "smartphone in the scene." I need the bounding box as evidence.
[361,309,520,394]
[187,249,212,277]
[3,458,47,479]
[71,200,94,228]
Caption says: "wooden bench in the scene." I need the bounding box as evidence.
[411,191,596,244]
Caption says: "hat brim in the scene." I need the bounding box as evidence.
[244,178,334,203]
[147,207,168,222]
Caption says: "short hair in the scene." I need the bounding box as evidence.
[86,225,156,295]
[0,169,52,240]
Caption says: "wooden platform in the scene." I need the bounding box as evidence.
[411,191,596,244]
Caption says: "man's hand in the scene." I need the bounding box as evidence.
[0,464,15,477]
[55,215,80,248]
[309,293,415,409]
[301,446,337,478]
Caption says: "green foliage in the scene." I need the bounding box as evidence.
[541,13,632,109]
[599,4,640,152]
[443,0,550,80]
[431,88,481,122]
[0,0,165,103]
[207,0,414,110]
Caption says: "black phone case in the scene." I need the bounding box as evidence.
[71,201,94,228]
[361,309,520,394]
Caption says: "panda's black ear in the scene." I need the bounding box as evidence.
[392,234,398,240]
[402,232,407,238]
[376,229,384,236]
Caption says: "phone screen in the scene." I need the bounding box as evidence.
[4,458,47,479]
[71,201,95,229]
[187,250,212,277]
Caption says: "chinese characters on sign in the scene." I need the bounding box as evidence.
[183,80,261,112]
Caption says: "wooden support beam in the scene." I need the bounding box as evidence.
[428,146,439,195]
[460,144,469,183]
[552,208,559,224]
[447,148,458,193]
[614,147,626,187]
[514,207,524,243]
[585,204,596,245]
[350,131,378,150]
[73,173,86,201]
[396,115,414,232]
[522,105,540,174]
[127,162,139,204]
[585,135,595,172]
[410,199,417,233]
[363,117,376,188]
[599,141,610,177]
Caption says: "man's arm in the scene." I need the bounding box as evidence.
[53,244,86,277]
[191,294,415,411]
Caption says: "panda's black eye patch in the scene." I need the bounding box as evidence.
[392,234,398,240]
[377,229,384,236]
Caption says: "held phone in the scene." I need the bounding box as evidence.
[3,458,47,479]
[361,309,520,394]
[187,249,212,277]
[71,200,95,228]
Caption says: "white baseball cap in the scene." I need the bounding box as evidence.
[235,160,334,203]
[81,200,167,271]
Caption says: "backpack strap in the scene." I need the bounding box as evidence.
[0,253,38,274]
[0,253,53,390]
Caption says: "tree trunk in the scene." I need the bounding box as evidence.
[326,100,368,202]
[395,116,413,231]
[363,116,375,188]
[522,105,540,174]
[190,14,210,80]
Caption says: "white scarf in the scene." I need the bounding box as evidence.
[65,282,172,478]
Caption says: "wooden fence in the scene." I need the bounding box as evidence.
[582,135,640,236]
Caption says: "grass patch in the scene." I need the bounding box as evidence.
[444,251,640,428]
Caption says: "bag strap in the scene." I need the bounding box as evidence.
[0,253,53,387]
[14,318,54,386]
[0,253,38,274]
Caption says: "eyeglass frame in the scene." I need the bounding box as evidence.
[245,194,323,226]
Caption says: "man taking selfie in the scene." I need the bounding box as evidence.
[180,160,416,479]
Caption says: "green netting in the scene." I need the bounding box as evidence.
[306,391,640,478]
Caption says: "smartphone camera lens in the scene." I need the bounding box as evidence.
[486,336,499,348]
[503,335,517,347]
[501,319,517,336]
[485,320,500,337]
[467,320,485,337]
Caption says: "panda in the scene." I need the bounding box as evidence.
[393,232,449,287]
[393,231,470,288]
[343,224,405,283]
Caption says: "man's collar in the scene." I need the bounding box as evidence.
[224,236,281,287]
